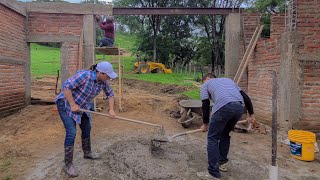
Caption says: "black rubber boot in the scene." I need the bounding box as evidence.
[82,138,100,160]
[63,146,79,177]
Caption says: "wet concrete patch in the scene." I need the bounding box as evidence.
[102,139,192,179]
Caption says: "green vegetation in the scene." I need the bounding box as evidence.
[183,89,201,100]
[114,32,137,52]
[30,43,61,78]
[31,33,202,99]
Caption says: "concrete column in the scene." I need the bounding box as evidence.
[279,32,302,131]
[61,42,69,84]
[224,13,241,79]
[25,43,31,105]
[83,15,95,68]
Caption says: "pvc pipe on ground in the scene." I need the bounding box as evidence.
[269,164,278,180]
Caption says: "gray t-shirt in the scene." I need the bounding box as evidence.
[200,78,244,114]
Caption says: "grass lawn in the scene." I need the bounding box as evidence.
[30,43,61,77]
[30,32,201,99]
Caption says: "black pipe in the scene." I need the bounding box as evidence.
[271,70,277,166]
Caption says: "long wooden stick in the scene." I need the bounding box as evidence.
[236,25,264,84]
[234,25,264,84]
[80,109,162,128]
[118,45,123,112]
[233,26,259,82]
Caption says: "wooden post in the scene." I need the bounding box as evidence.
[194,65,196,77]
[118,45,123,112]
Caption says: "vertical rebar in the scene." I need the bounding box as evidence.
[272,71,278,166]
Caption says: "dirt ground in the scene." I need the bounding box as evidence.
[0,76,319,180]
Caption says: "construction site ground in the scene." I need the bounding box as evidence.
[0,76,319,180]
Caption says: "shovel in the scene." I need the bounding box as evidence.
[151,129,203,149]
[79,109,166,148]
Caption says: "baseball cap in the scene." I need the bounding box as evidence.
[96,61,118,79]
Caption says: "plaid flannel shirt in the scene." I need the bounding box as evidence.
[55,70,114,124]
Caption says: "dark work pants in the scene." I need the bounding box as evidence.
[207,102,243,178]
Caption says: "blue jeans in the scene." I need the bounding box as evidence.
[99,37,114,47]
[207,102,243,178]
[56,99,91,147]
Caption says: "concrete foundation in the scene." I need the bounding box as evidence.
[279,32,303,131]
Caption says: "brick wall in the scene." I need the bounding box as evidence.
[28,13,83,76]
[0,4,27,117]
[296,0,320,56]
[28,13,83,36]
[270,14,286,39]
[67,43,80,74]
[295,0,320,130]
[248,38,281,124]
[246,14,284,125]
[296,61,320,130]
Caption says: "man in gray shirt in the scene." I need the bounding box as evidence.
[197,73,255,180]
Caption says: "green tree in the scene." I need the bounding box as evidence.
[192,0,247,71]
[249,0,286,37]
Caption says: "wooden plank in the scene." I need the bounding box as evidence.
[234,25,264,85]
[117,45,123,112]
[233,25,259,83]
[95,47,120,55]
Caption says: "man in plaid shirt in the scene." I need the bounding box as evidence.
[55,61,117,177]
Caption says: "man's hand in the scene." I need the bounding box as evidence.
[70,104,80,112]
[201,123,209,132]
[109,109,116,119]
[247,114,256,124]
[95,15,101,22]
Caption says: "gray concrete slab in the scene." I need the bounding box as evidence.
[25,43,31,105]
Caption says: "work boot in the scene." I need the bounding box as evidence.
[196,171,220,180]
[219,163,227,172]
[63,146,79,177]
[82,138,100,159]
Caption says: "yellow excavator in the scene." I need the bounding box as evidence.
[133,62,172,74]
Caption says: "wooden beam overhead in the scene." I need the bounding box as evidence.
[113,7,242,15]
